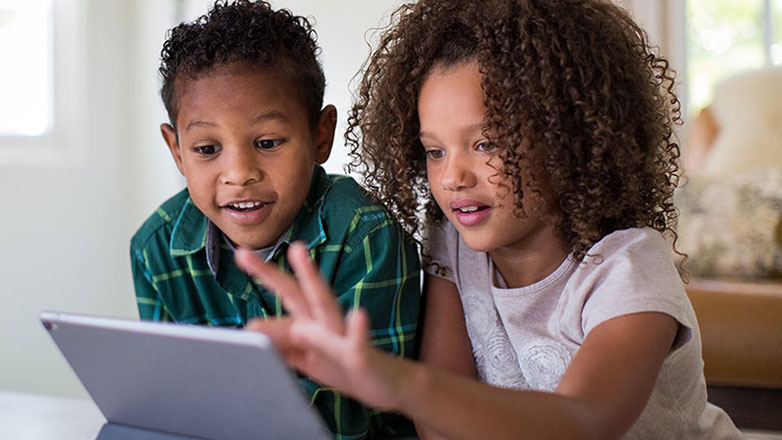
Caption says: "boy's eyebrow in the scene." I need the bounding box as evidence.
[184,111,292,132]
[251,111,291,124]
[185,120,217,131]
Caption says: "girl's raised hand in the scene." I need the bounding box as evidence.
[235,242,406,410]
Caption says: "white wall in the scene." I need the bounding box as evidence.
[0,0,140,398]
[273,0,405,173]
[0,0,401,398]
[1,0,667,400]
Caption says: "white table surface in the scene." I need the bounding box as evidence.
[0,390,104,440]
[2,389,778,440]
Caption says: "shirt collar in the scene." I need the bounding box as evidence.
[169,197,208,257]
[205,225,286,277]
[169,165,332,270]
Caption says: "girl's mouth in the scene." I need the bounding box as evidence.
[452,204,491,226]
[455,205,485,213]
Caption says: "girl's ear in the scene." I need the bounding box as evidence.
[160,123,185,176]
[314,105,337,164]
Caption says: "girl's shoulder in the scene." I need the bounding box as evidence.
[586,227,672,262]
[565,227,690,338]
[421,220,463,281]
[595,226,667,245]
[423,219,460,249]
[574,227,679,292]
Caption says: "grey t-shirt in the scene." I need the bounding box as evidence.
[424,222,741,439]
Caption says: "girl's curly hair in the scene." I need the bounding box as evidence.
[159,0,325,129]
[346,0,682,261]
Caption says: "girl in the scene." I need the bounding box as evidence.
[237,0,742,438]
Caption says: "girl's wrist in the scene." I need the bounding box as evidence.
[365,349,425,413]
[387,353,431,414]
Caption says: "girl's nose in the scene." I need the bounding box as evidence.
[220,146,262,186]
[440,156,476,191]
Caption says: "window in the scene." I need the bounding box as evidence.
[0,0,85,164]
[776,1,782,62]
[687,0,782,115]
[0,0,53,137]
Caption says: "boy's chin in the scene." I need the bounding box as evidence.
[229,238,274,251]
[221,230,276,251]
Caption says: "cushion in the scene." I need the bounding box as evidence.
[703,66,782,176]
[675,168,782,278]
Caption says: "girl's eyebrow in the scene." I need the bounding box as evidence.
[419,122,486,139]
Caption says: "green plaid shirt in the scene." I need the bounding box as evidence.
[130,165,420,439]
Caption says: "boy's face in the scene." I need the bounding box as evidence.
[161,63,335,250]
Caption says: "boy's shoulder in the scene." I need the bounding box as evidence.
[130,188,193,251]
[318,173,395,232]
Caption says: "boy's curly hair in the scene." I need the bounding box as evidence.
[346,0,682,260]
[159,0,325,129]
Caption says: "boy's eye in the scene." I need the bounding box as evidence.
[255,139,283,150]
[425,149,445,160]
[193,145,220,156]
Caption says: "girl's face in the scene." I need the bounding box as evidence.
[418,61,560,260]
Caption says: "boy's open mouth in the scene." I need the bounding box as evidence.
[224,201,266,212]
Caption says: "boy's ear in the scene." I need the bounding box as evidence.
[160,123,185,176]
[314,105,337,164]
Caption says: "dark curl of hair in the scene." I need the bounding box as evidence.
[346,0,682,261]
[159,0,325,129]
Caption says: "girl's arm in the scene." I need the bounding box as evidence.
[237,244,678,440]
[415,274,477,439]
[418,274,476,378]
[395,312,677,439]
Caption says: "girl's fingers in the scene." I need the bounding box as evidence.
[345,308,370,349]
[286,242,345,332]
[234,247,312,319]
[245,317,292,344]
[245,318,310,375]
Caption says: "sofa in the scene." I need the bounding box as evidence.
[685,279,782,430]
[678,66,782,431]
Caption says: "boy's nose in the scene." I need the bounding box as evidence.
[220,147,262,186]
[440,156,476,191]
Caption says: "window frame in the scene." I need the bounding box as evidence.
[627,0,779,119]
[0,0,86,166]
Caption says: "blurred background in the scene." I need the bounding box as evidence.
[0,0,780,399]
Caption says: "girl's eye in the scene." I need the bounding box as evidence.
[425,149,445,160]
[193,145,219,156]
[476,141,497,152]
[256,139,283,150]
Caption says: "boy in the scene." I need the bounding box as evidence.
[129,1,421,438]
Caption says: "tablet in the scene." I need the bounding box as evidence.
[40,311,331,440]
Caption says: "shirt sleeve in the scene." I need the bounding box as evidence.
[571,229,694,350]
[422,219,457,283]
[335,216,420,355]
[130,244,172,322]
[307,214,421,439]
